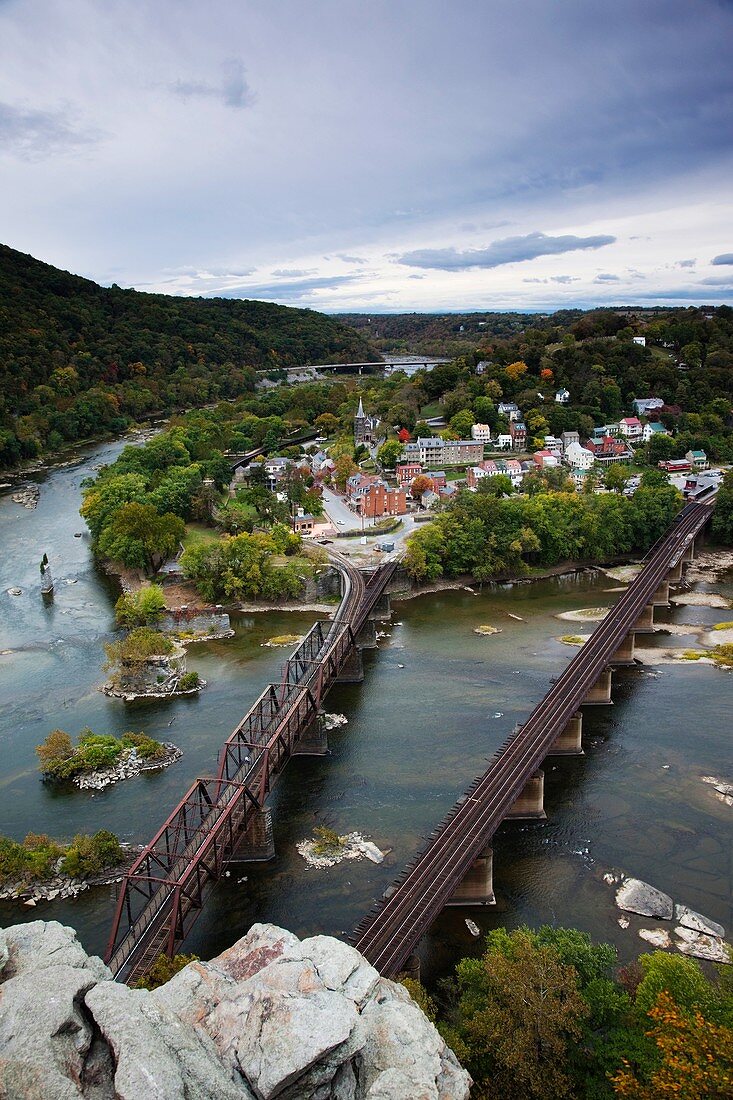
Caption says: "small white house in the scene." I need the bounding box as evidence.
[495,434,513,450]
[641,421,669,443]
[633,336,646,347]
[471,423,492,442]
[619,417,643,442]
[555,387,570,404]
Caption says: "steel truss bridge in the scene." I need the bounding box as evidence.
[105,553,397,982]
[351,500,714,976]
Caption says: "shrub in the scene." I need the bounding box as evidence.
[0,830,122,885]
[178,671,200,691]
[134,952,199,991]
[104,627,174,670]
[311,826,344,856]
[114,585,167,627]
[36,727,166,779]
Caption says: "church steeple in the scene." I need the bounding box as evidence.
[356,397,365,419]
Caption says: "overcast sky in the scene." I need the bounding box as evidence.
[1,0,732,312]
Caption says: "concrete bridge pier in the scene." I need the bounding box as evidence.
[548,712,584,756]
[667,560,685,584]
[609,632,636,665]
[356,620,378,649]
[632,604,655,633]
[504,771,546,820]
[650,579,671,606]
[401,954,422,982]
[583,667,613,704]
[369,593,392,621]
[231,807,275,862]
[445,845,495,906]
[293,713,328,756]
[336,646,364,683]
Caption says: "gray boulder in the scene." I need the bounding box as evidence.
[615,878,674,919]
[674,905,725,938]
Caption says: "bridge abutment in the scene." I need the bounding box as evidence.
[231,808,275,862]
[504,771,546,820]
[667,560,684,584]
[548,712,584,756]
[583,667,613,704]
[446,845,495,906]
[336,647,364,683]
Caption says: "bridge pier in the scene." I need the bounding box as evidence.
[504,771,546,820]
[445,845,495,906]
[336,647,364,683]
[667,560,684,584]
[401,954,422,982]
[650,579,671,606]
[609,632,636,666]
[356,620,378,649]
[293,713,328,756]
[632,604,655,633]
[548,712,584,756]
[583,667,613,704]
[369,593,392,621]
[231,807,275,862]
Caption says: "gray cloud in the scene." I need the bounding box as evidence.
[594,273,620,282]
[219,273,363,302]
[398,232,616,271]
[523,275,580,284]
[711,253,733,265]
[271,267,317,277]
[676,258,696,268]
[169,58,255,109]
[700,275,733,285]
[0,101,101,159]
[334,253,368,264]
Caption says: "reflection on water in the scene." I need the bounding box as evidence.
[0,441,730,980]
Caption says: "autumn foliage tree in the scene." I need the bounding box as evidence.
[612,991,733,1099]
[410,474,435,500]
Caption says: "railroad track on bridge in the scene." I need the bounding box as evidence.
[351,501,713,976]
[105,549,397,983]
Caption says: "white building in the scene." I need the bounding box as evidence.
[632,397,664,416]
[471,422,492,443]
[498,402,521,421]
[495,434,513,450]
[619,416,643,442]
[555,387,570,404]
[564,441,595,470]
[633,336,646,347]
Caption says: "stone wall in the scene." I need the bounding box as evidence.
[0,920,470,1100]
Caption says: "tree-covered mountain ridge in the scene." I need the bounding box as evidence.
[0,244,376,466]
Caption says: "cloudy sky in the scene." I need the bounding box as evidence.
[1,0,732,312]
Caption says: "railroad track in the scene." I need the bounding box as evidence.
[352,502,711,975]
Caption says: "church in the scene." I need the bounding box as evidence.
[354,397,381,445]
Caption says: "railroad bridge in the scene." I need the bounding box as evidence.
[105,552,400,983]
[351,500,714,978]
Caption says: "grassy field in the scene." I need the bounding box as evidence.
[181,523,221,551]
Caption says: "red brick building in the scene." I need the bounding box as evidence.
[355,481,407,518]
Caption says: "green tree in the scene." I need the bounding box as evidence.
[97,504,184,570]
[442,927,588,1099]
[377,439,404,469]
[712,470,733,544]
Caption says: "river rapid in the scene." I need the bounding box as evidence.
[0,438,730,978]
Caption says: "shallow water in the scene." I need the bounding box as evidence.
[0,441,730,979]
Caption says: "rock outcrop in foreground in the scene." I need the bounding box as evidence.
[0,920,471,1100]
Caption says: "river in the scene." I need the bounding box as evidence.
[0,438,730,978]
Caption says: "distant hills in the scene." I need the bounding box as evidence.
[0,244,375,466]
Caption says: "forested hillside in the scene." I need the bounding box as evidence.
[0,245,375,466]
